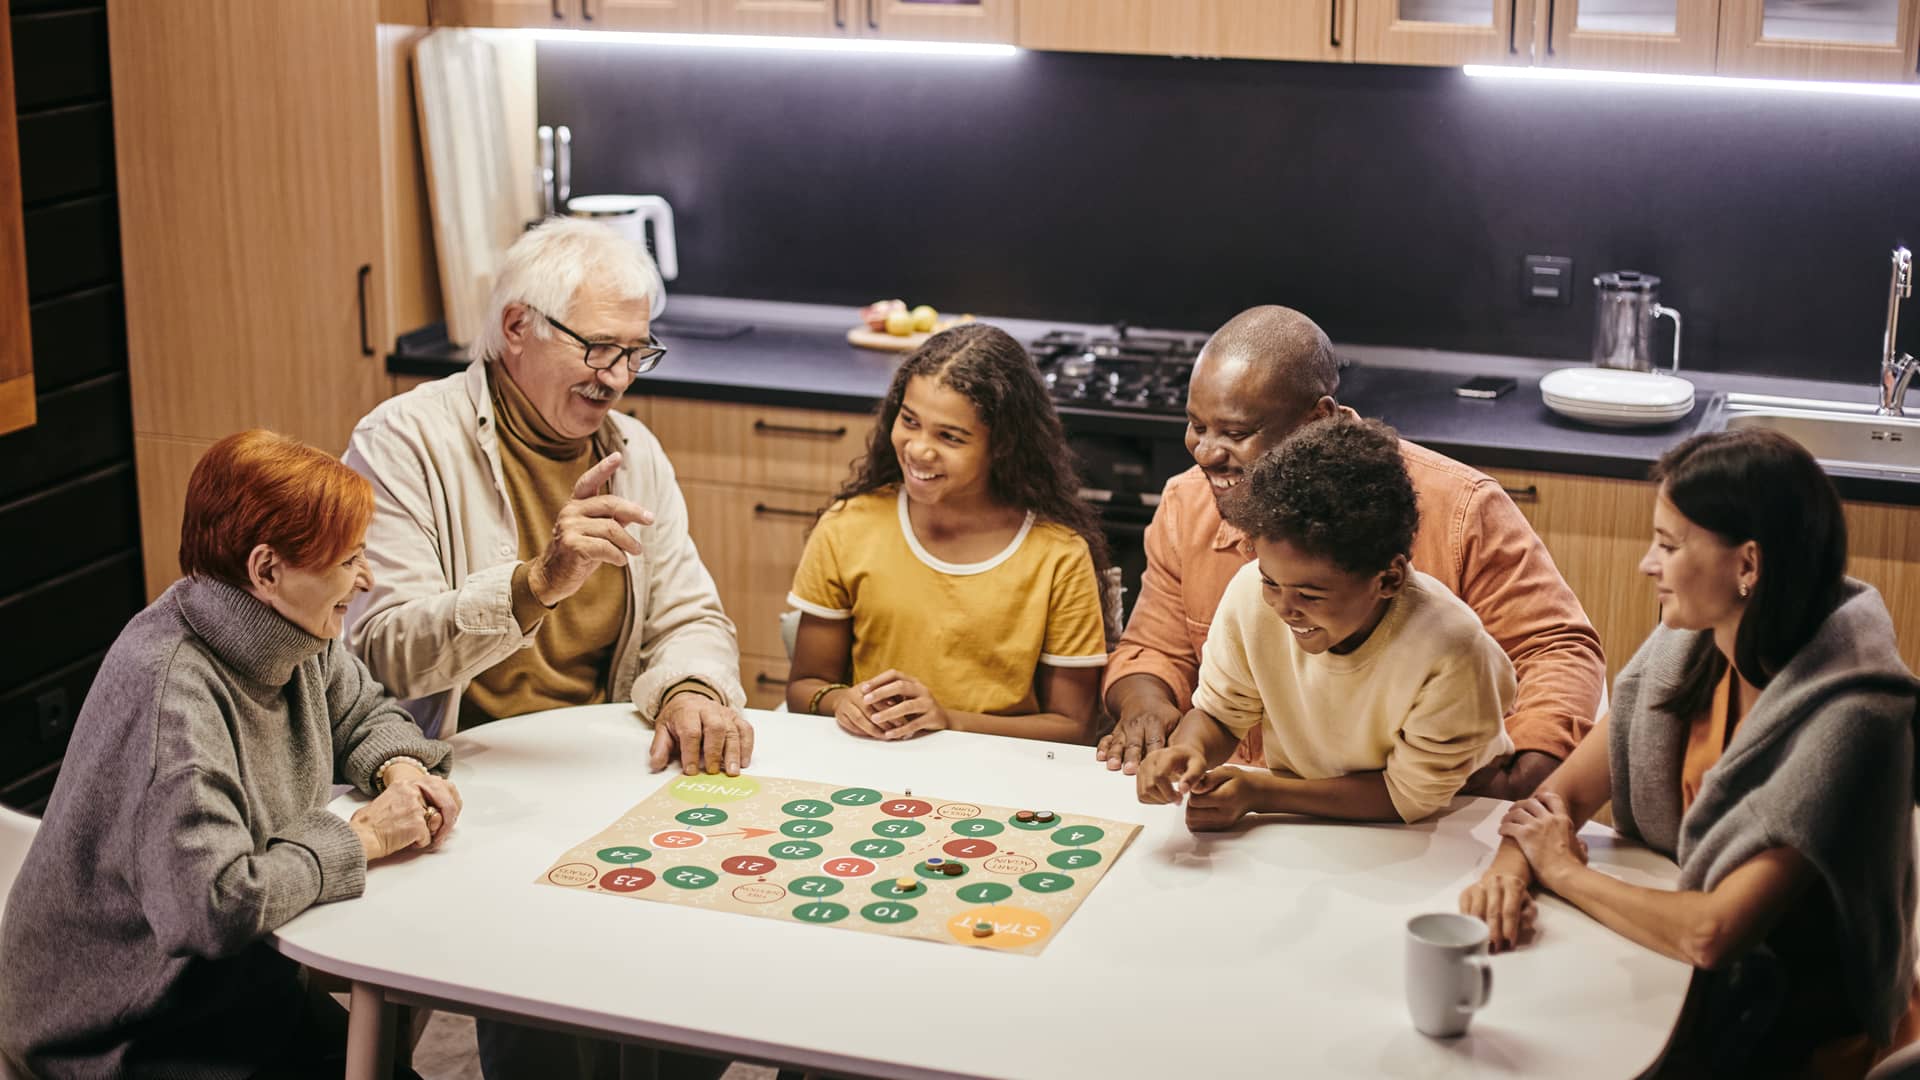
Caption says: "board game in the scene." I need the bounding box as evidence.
[538,773,1140,955]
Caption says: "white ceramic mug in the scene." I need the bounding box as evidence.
[1405,912,1493,1038]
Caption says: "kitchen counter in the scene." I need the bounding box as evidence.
[390,296,1920,506]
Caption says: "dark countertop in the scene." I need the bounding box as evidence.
[391,297,1920,507]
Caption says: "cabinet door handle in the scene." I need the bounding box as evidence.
[581,0,594,20]
[1508,0,1521,54]
[1329,0,1342,47]
[1502,484,1539,503]
[867,0,879,31]
[754,502,816,520]
[753,419,849,438]
[356,264,374,357]
[1544,0,1555,55]
[552,0,564,19]
[754,672,788,689]
[834,0,845,29]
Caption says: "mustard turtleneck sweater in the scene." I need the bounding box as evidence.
[460,363,631,728]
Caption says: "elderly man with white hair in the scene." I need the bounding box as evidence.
[344,218,748,1076]
[344,217,749,763]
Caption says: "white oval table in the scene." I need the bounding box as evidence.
[273,704,1690,1080]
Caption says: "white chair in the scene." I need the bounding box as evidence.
[0,805,42,1080]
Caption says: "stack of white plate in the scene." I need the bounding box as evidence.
[1540,367,1697,428]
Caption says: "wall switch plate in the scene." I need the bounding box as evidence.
[1524,255,1575,306]
[35,688,71,742]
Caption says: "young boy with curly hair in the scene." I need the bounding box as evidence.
[1136,418,1516,828]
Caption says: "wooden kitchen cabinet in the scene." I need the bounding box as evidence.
[1485,467,1920,683]
[706,0,1016,42]
[1843,498,1920,675]
[1532,0,1720,74]
[646,397,869,493]
[1354,0,1536,65]
[111,2,439,597]
[1716,0,1920,82]
[1482,468,1659,683]
[0,2,33,438]
[435,0,706,31]
[1018,0,1351,62]
[651,397,868,705]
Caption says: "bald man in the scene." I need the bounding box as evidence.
[1097,306,1604,800]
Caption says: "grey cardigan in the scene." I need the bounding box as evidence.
[0,577,451,1078]
[1610,577,1918,1044]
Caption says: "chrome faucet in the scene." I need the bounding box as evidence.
[1881,246,1915,417]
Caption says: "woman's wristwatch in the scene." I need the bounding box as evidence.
[374,755,428,794]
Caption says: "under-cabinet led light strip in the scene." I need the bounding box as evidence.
[1464,64,1920,100]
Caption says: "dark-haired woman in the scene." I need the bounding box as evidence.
[783,323,1114,744]
[1460,429,1919,1077]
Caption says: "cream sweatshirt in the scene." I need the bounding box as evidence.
[1192,564,1516,822]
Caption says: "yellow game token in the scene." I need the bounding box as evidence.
[894,876,918,891]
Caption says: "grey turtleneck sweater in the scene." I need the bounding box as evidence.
[0,576,451,1079]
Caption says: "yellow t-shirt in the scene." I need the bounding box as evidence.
[1192,563,1516,822]
[787,489,1108,716]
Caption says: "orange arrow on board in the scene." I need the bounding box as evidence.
[708,827,776,839]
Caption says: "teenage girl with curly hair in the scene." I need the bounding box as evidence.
[785,323,1115,745]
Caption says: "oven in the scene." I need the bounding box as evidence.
[1028,327,1206,623]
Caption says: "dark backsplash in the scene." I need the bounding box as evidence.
[539,46,1920,379]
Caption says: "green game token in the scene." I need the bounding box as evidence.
[1048,849,1102,870]
[782,799,834,818]
[1019,871,1074,893]
[780,819,834,838]
[768,840,824,860]
[859,901,919,924]
[950,818,1005,837]
[595,846,651,864]
[849,838,905,858]
[1051,825,1105,847]
[674,807,727,826]
[662,866,718,890]
[830,787,882,806]
[956,882,1014,904]
[793,902,850,923]
[871,819,926,838]
[788,876,844,898]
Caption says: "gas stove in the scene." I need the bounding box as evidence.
[1028,326,1208,416]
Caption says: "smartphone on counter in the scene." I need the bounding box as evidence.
[1455,376,1518,400]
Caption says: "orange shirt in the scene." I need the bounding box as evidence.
[1105,438,1605,761]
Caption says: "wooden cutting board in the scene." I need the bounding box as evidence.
[846,318,974,353]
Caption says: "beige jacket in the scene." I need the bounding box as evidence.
[341,361,744,737]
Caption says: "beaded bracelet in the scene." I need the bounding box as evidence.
[808,682,851,716]
[374,755,428,794]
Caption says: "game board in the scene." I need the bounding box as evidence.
[538,773,1140,955]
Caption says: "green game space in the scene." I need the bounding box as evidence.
[674,807,727,826]
[768,840,824,860]
[956,882,1014,904]
[595,846,651,864]
[793,902,850,923]
[829,787,882,806]
[915,860,969,881]
[1048,849,1102,870]
[847,838,905,858]
[782,799,834,818]
[780,819,834,838]
[859,901,919,924]
[789,875,844,898]
[950,818,1004,837]
[1051,825,1105,846]
[871,819,926,838]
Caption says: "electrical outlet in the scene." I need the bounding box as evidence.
[35,688,71,742]
[1523,255,1575,306]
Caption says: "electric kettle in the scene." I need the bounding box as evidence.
[1592,271,1682,372]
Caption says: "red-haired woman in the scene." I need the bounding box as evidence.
[0,429,458,1079]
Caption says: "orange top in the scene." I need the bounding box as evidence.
[1679,669,1741,814]
[1105,436,1605,761]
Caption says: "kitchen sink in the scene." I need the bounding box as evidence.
[1717,393,1920,475]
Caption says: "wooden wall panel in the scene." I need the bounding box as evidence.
[133,434,216,599]
[1,0,34,437]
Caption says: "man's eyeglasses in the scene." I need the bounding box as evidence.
[531,307,667,375]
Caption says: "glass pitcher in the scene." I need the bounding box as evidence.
[1592,271,1682,373]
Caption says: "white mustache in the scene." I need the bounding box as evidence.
[573,382,617,402]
